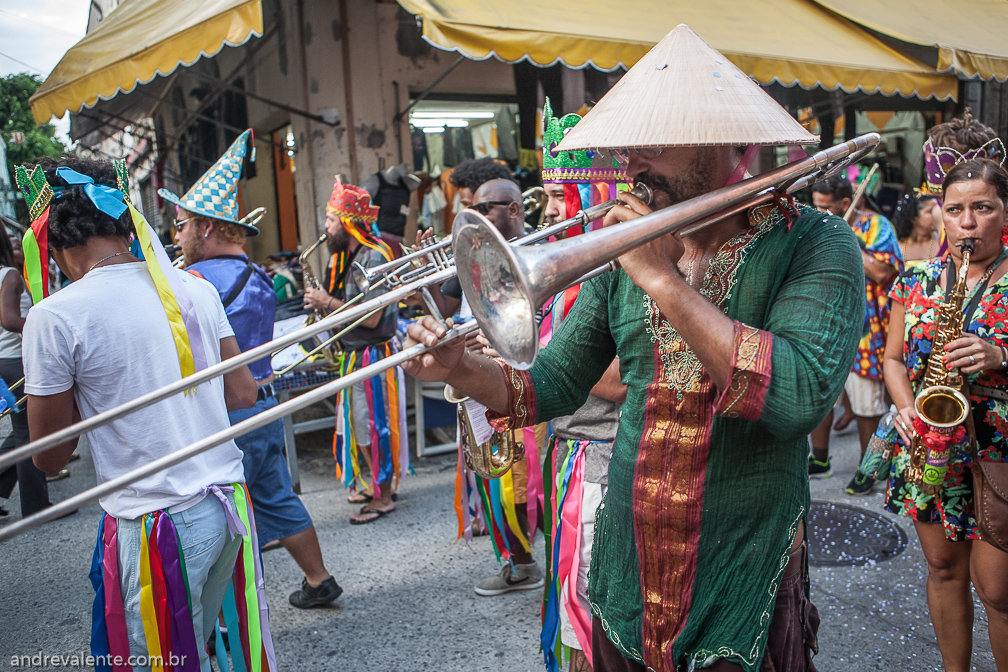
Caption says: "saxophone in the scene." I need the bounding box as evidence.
[908,240,973,494]
[299,233,341,365]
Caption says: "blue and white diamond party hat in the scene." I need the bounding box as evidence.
[159,128,260,235]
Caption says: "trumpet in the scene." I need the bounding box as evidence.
[454,133,881,369]
[523,186,547,229]
[353,235,452,293]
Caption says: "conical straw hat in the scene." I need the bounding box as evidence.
[557,24,818,151]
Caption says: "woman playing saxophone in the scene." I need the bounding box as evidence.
[883,159,1008,670]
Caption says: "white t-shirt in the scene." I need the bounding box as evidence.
[23,262,245,520]
[0,266,32,360]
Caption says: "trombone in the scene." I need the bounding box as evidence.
[352,183,653,294]
[0,134,878,542]
[454,133,881,369]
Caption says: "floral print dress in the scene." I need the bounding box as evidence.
[886,254,1008,541]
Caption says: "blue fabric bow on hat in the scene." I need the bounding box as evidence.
[53,167,128,220]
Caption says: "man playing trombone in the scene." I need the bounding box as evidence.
[19,155,275,671]
[162,130,343,609]
[403,25,866,672]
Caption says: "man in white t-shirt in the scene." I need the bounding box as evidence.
[18,157,267,672]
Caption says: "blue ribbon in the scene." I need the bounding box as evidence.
[367,351,393,484]
[0,377,19,414]
[54,167,128,220]
[89,516,112,672]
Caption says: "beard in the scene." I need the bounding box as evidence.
[180,231,205,265]
[326,229,349,255]
[635,150,717,210]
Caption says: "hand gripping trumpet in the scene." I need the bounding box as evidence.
[453,133,881,369]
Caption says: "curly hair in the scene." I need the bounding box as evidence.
[927,109,1002,158]
[943,159,1008,205]
[35,156,133,250]
[448,158,515,191]
[811,172,854,201]
[892,192,937,240]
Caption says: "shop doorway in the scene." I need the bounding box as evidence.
[273,125,299,251]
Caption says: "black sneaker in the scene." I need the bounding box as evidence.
[845,471,875,496]
[289,576,343,608]
[808,455,833,478]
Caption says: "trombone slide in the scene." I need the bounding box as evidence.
[0,320,480,543]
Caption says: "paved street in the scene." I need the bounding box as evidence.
[0,415,999,671]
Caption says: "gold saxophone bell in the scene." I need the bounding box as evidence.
[445,384,524,479]
[915,386,970,428]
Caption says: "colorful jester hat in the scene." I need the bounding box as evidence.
[15,160,208,381]
[158,129,259,235]
[325,176,392,294]
[541,97,629,227]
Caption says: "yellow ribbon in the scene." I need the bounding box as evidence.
[138,515,165,672]
[127,203,195,381]
[500,453,531,554]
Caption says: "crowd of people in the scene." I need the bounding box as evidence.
[4,21,1008,672]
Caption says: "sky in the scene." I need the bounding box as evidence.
[0,0,92,143]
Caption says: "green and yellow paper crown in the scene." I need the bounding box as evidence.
[541,98,626,184]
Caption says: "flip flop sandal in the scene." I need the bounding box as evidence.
[347,491,398,504]
[347,491,373,504]
[350,505,392,525]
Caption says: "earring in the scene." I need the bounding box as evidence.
[204,232,210,239]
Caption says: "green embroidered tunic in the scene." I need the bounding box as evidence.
[493,205,865,670]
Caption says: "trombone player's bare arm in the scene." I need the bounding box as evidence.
[401,317,511,414]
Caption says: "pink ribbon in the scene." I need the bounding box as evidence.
[362,347,381,498]
[725,145,761,186]
[557,451,592,664]
[522,426,544,538]
[101,518,132,672]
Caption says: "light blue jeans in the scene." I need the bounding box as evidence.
[115,493,242,671]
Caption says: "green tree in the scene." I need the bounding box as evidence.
[0,72,66,176]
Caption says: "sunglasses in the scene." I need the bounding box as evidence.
[470,201,514,216]
[612,147,664,170]
[173,216,197,232]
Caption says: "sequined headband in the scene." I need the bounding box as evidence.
[923,136,1006,194]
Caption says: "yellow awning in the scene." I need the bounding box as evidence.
[811,0,1008,80]
[30,0,263,124]
[398,0,958,100]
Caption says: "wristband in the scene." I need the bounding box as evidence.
[327,297,334,311]
[1000,345,1007,369]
